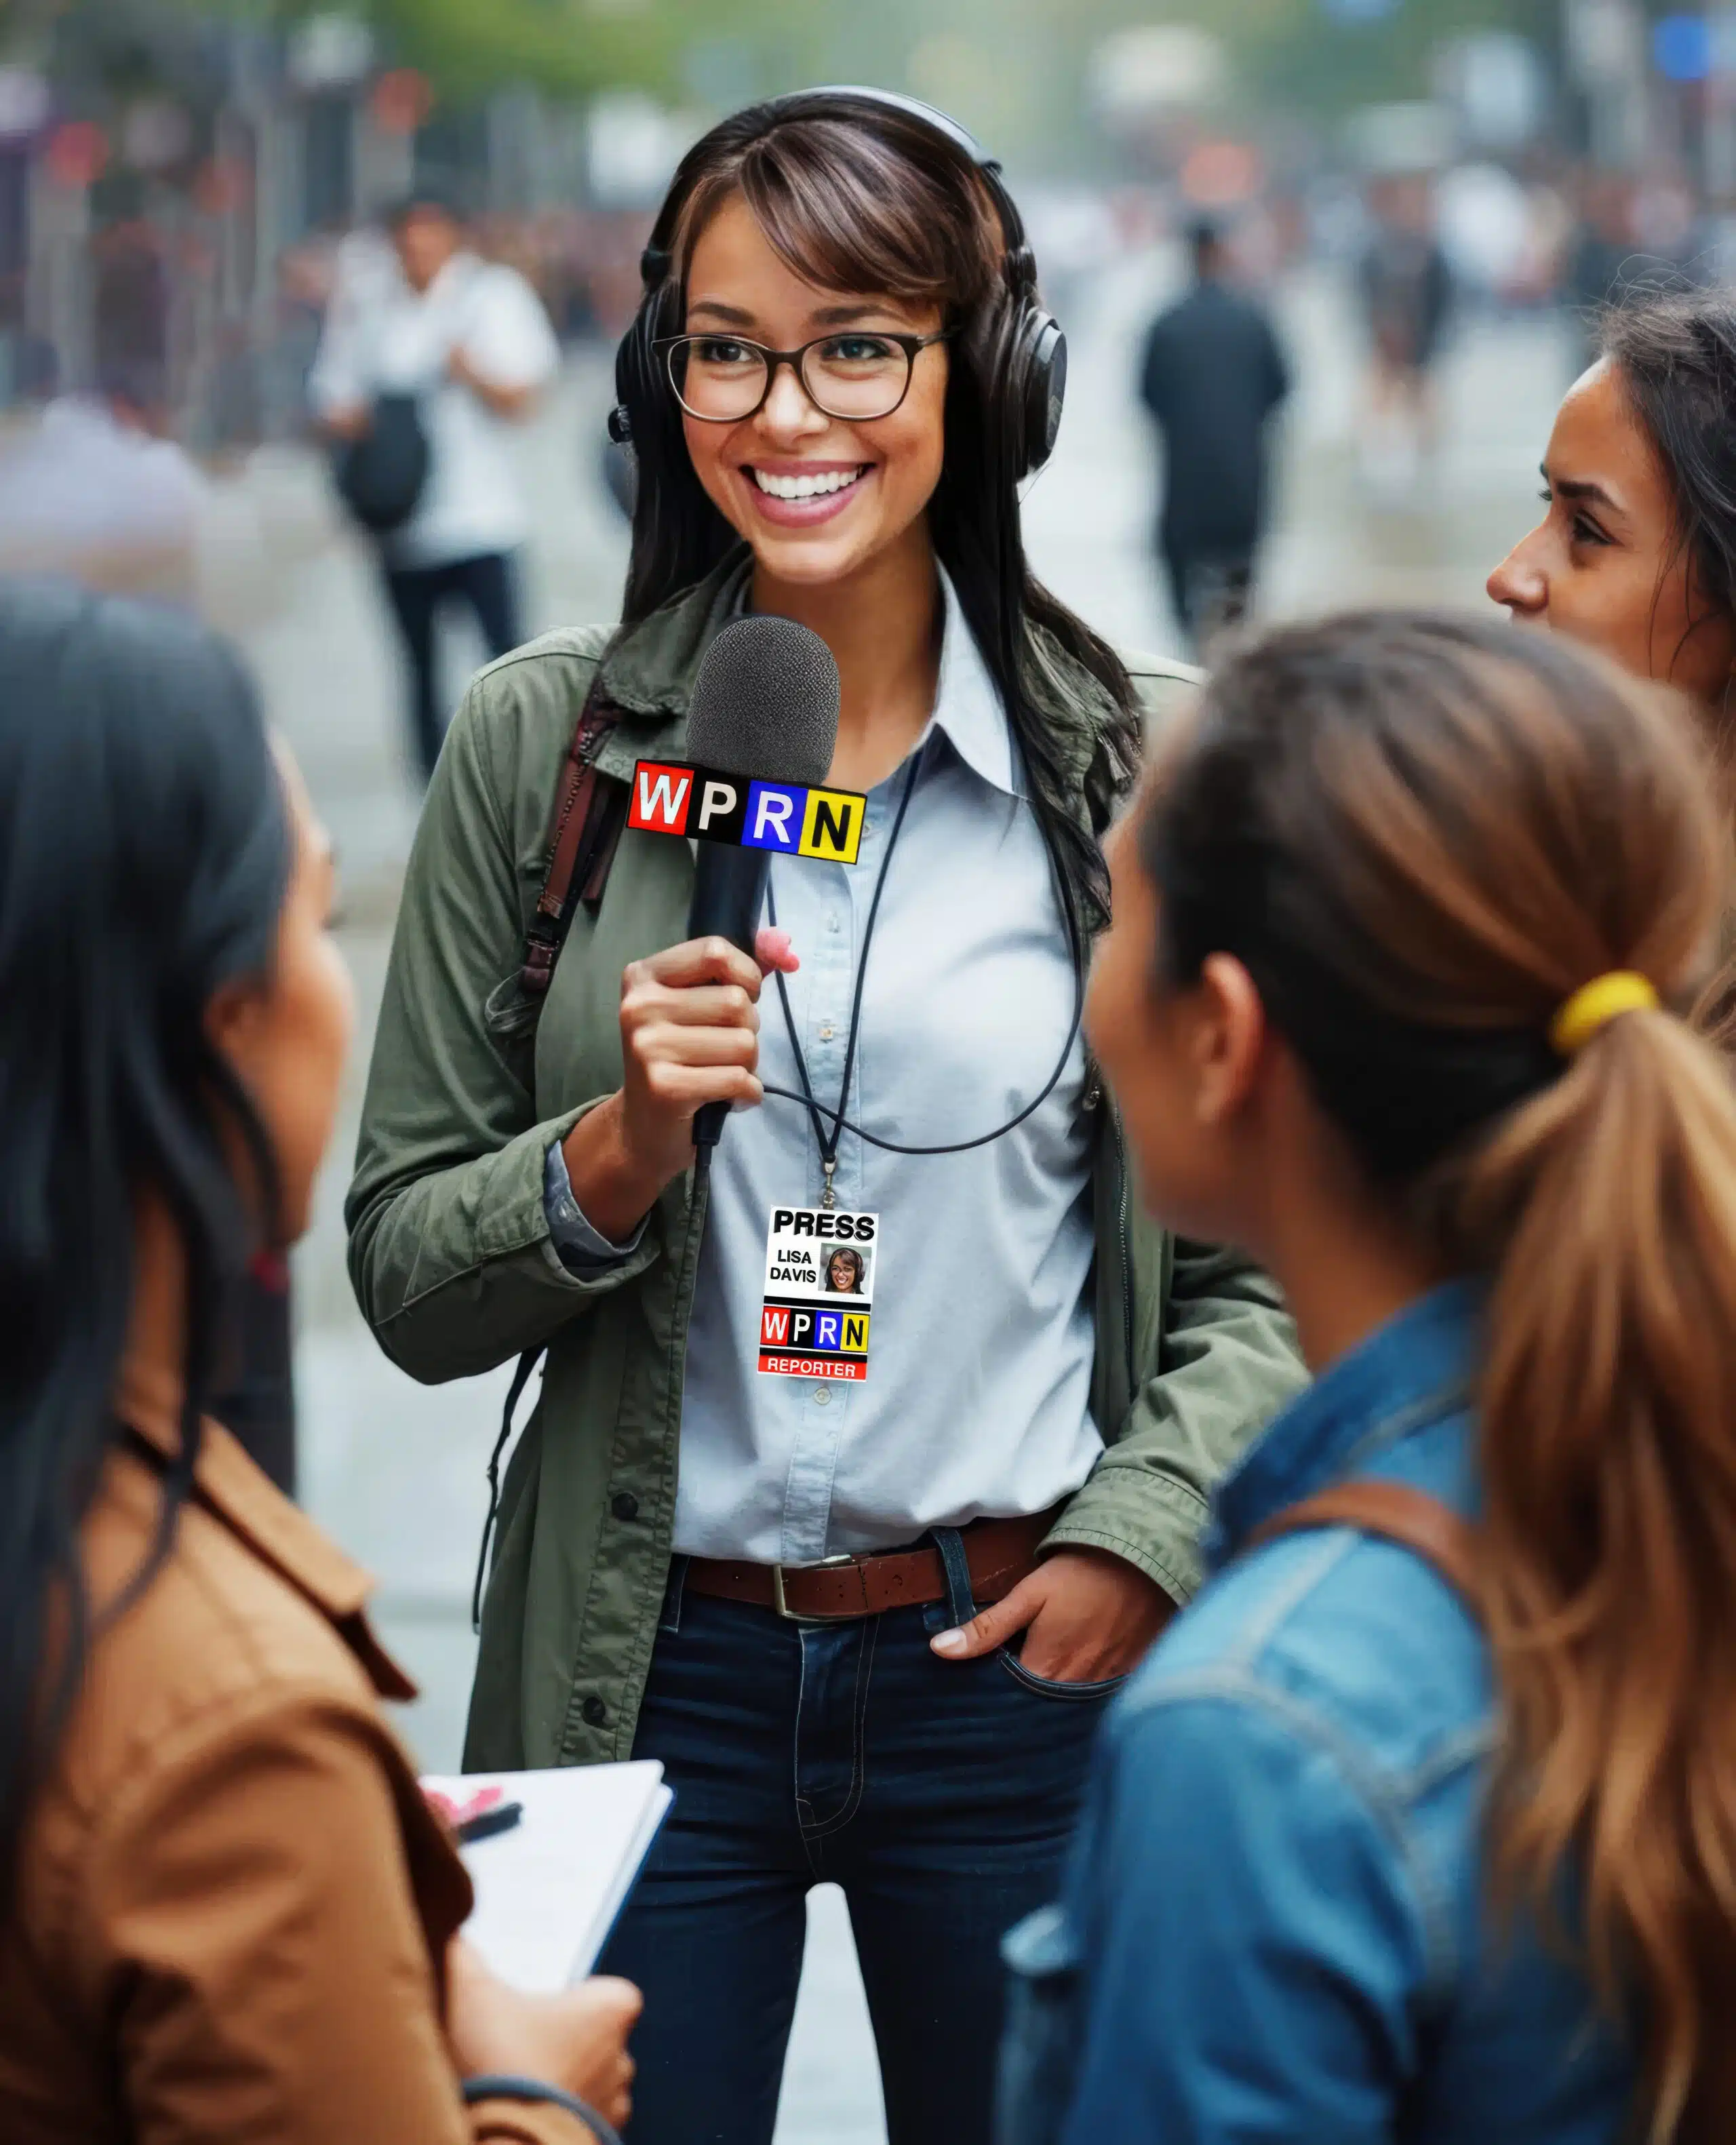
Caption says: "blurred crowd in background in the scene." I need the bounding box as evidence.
[3,0,1736,608]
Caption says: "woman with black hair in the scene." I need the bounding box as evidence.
[0,583,638,2142]
[347,89,1300,2145]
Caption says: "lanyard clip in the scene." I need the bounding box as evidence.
[821,1158,837,1212]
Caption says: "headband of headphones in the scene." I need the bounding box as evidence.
[632,85,1039,306]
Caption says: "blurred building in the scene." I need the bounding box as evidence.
[0,1,646,453]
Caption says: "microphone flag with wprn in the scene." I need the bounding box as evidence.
[684,615,841,1151]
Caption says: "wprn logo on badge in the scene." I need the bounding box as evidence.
[758,1205,877,1382]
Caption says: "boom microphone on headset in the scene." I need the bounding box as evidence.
[684,615,842,1152]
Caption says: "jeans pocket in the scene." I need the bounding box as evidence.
[996,1902,1084,2145]
[998,1645,1129,1702]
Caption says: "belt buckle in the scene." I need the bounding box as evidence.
[771,1552,856,1621]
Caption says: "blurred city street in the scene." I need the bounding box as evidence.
[232,248,1577,2145]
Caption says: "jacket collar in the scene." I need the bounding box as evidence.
[117,1360,417,1701]
[591,546,1113,800]
[1206,1278,1482,1571]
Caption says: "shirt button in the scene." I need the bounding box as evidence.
[814,1388,832,1407]
[818,1023,835,1041]
[583,1695,608,1727]
[828,914,842,933]
[611,1491,639,1522]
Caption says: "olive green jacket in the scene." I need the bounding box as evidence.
[345,557,1304,1770]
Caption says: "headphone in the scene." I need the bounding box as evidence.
[606,85,1067,482]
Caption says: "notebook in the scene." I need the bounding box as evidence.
[420,1760,673,1992]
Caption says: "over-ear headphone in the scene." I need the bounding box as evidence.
[606,85,1067,482]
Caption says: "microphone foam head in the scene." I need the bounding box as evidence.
[685,615,840,789]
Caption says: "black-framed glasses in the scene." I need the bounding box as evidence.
[655,329,952,424]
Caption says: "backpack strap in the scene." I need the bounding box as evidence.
[519,676,629,1000]
[1243,1478,1483,1615]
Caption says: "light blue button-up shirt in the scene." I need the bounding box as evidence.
[548,574,1101,1562]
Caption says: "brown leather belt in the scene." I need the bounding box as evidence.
[683,1506,1061,1623]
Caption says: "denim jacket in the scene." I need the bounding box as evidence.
[1000,1281,1632,2145]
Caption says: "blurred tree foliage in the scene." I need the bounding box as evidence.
[1153,0,1563,115]
[30,0,1575,146]
[818,0,1570,171]
[176,0,826,102]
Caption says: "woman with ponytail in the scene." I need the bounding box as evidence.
[998,610,1736,2144]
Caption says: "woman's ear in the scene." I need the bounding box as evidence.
[203,974,269,1083]
[1189,953,1268,1130]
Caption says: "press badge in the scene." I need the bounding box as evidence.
[757,1205,877,1381]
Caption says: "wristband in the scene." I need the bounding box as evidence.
[461,2075,623,2145]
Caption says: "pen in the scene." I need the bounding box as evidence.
[457,1799,524,1845]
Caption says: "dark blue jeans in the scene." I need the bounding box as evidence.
[380,548,521,783]
[597,1546,1122,2145]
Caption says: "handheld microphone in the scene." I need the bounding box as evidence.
[684,615,840,1152]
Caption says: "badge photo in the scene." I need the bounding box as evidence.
[757,1204,877,1382]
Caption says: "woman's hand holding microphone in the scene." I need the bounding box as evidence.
[560,928,800,1246]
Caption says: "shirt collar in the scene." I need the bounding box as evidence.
[921,568,1019,798]
[403,250,477,307]
[115,1358,417,1701]
[1207,1278,1482,1569]
[594,549,1035,799]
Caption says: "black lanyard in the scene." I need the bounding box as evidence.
[765,754,922,1208]
[760,751,1090,1199]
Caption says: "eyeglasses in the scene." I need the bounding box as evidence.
[655,330,952,425]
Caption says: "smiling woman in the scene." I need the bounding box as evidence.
[346,87,1301,2145]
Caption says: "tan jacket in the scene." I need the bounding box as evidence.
[0,1371,593,2145]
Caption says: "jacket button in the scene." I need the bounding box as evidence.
[583,1695,608,1727]
[611,1491,639,1522]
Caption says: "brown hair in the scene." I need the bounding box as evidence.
[615,93,1141,930]
[1143,610,1736,2140]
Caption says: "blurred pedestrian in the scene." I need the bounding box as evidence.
[1004,610,1736,2144]
[347,88,1299,2145]
[1357,174,1453,488]
[0,359,205,602]
[1137,216,1290,652]
[1562,172,1639,371]
[1487,290,1736,1040]
[0,580,641,2144]
[311,189,559,783]
[0,271,58,412]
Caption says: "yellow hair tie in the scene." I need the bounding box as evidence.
[1549,971,1660,1057]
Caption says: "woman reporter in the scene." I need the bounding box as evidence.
[1003,612,1736,2143]
[0,583,637,2143]
[347,89,1300,2145]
